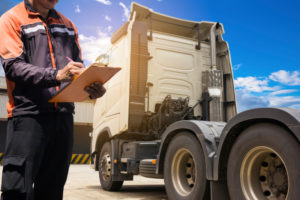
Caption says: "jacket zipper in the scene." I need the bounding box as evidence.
[43,20,59,109]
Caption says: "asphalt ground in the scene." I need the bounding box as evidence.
[0,165,167,200]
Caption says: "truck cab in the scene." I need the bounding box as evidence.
[92,2,236,141]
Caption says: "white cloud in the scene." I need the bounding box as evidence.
[268,95,300,107]
[75,5,80,13]
[119,2,130,21]
[234,71,300,112]
[270,89,298,96]
[233,63,242,70]
[269,70,300,86]
[235,88,300,112]
[95,0,112,5]
[106,26,112,32]
[79,29,111,65]
[234,76,277,93]
[235,89,269,112]
[105,15,111,21]
[290,104,300,109]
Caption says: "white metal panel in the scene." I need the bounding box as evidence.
[147,32,210,116]
[0,94,8,120]
[0,77,7,120]
[92,31,130,139]
[0,77,6,90]
[74,101,94,125]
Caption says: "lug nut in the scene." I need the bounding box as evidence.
[261,161,268,167]
[259,176,266,182]
[270,153,277,158]
[263,190,271,196]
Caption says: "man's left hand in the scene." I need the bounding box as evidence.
[84,82,106,99]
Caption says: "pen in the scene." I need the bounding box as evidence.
[66,56,73,62]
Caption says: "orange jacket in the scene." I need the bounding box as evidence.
[0,0,82,118]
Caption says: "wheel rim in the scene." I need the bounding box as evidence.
[100,152,111,182]
[240,146,289,200]
[171,148,196,197]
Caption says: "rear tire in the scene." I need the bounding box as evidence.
[164,132,207,200]
[227,123,300,200]
[99,142,123,191]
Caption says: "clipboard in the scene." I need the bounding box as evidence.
[49,63,121,102]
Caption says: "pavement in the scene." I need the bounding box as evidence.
[0,165,167,200]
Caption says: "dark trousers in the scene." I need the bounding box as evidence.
[1,113,73,200]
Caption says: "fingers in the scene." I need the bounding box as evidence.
[70,67,85,76]
[71,62,85,68]
[56,62,85,82]
[68,62,85,76]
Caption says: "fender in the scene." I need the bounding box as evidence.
[92,127,112,170]
[93,127,113,152]
[214,107,300,181]
[156,120,226,180]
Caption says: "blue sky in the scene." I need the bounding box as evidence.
[1,0,300,112]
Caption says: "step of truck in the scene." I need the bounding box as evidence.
[121,141,161,160]
[139,159,163,179]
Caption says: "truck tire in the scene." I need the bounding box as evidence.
[164,132,207,200]
[227,123,300,200]
[99,142,123,191]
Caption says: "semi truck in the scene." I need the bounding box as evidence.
[90,3,300,200]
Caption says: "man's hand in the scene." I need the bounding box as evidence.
[84,82,106,99]
[56,62,85,82]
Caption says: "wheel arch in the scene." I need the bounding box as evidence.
[94,127,112,170]
[157,120,226,180]
[214,107,300,181]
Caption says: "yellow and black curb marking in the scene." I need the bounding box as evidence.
[71,154,91,164]
[0,153,91,165]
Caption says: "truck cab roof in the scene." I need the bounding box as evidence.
[129,2,224,40]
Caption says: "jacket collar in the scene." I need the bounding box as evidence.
[24,0,60,19]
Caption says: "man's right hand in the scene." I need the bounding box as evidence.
[56,61,85,82]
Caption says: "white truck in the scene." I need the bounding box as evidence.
[90,3,300,200]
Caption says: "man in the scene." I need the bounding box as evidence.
[0,0,106,199]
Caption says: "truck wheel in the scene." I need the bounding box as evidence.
[164,132,207,200]
[99,142,123,191]
[227,123,300,200]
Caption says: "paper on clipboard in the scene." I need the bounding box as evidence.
[49,63,121,102]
